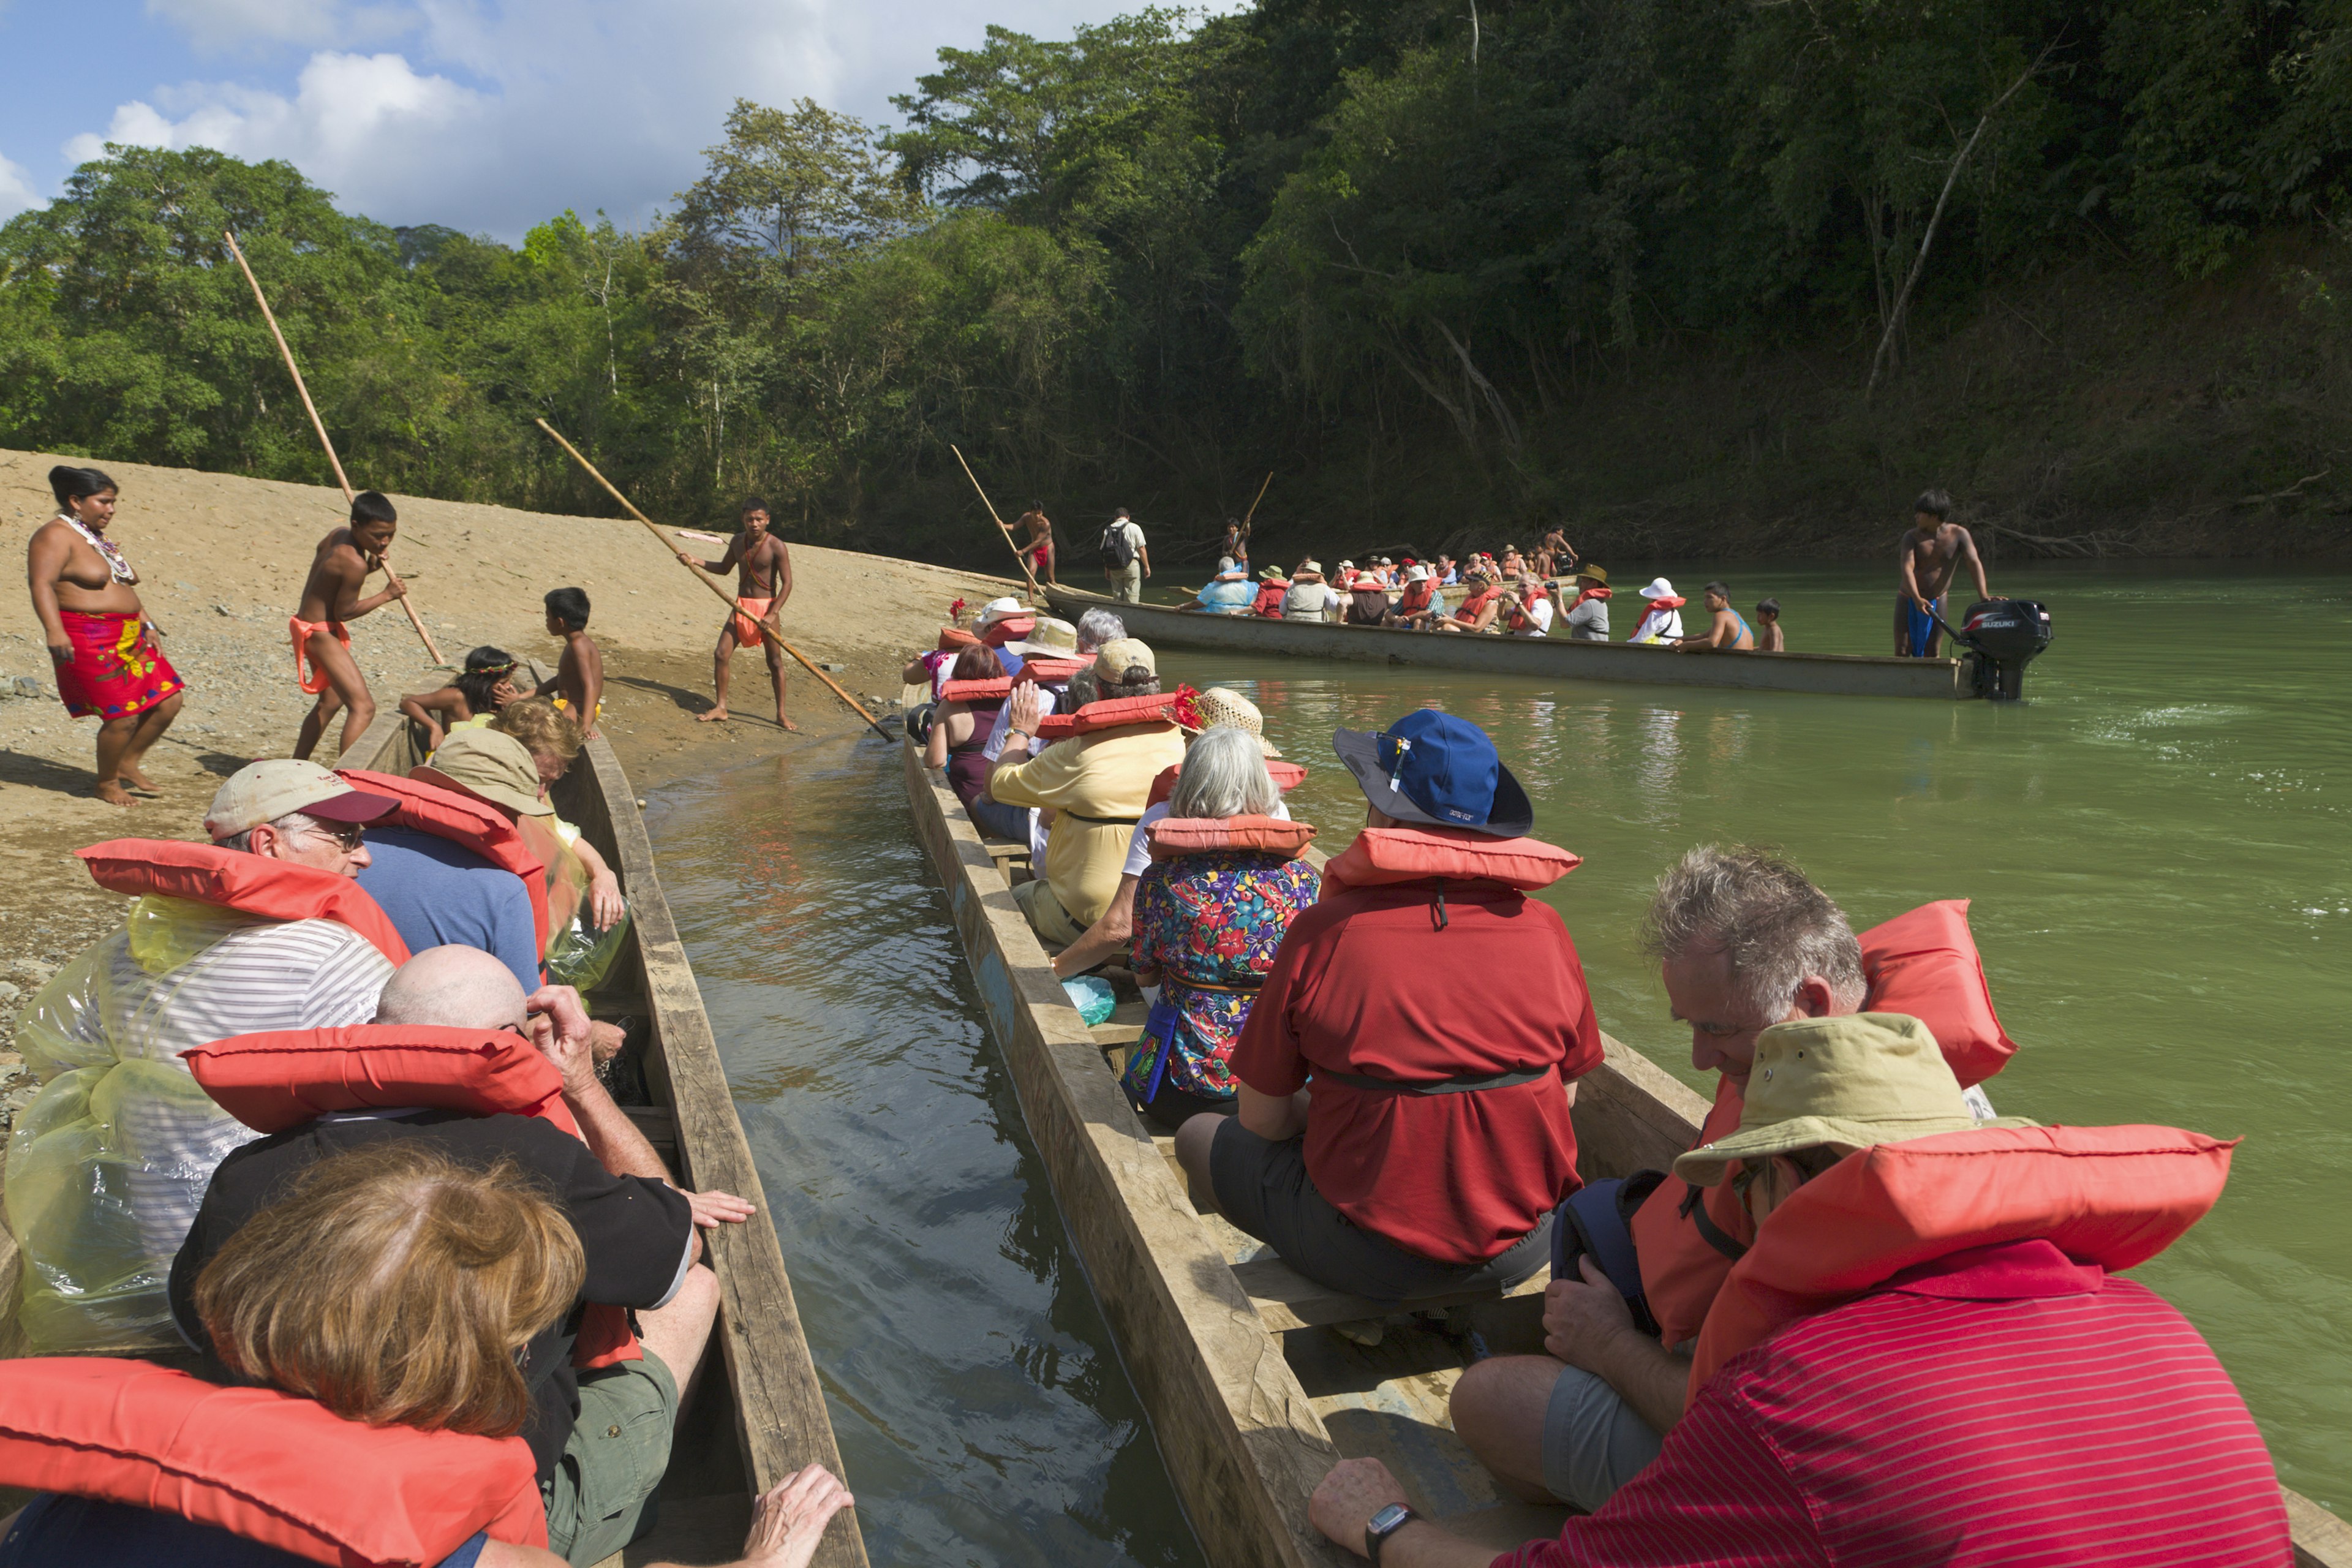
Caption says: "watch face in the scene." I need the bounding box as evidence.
[1369,1504,1412,1535]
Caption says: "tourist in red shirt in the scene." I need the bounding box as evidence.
[1172,709,1602,1303]
[1309,1014,2290,1568]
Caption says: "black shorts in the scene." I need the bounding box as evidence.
[1207,1118,1551,1305]
[1136,1076,1238,1132]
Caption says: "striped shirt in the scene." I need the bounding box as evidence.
[1499,1240,2291,1568]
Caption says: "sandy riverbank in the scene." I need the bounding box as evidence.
[0,446,1019,1076]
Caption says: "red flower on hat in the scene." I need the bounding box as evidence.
[1170,684,1203,729]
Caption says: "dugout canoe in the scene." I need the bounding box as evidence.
[0,717,868,1568]
[899,731,2352,1568]
[1044,585,1978,700]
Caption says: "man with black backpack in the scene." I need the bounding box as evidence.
[1099,507,1150,603]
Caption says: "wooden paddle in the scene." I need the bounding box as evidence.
[223,230,445,666]
[533,419,890,739]
[948,444,1041,600]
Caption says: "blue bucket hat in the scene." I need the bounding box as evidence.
[1331,709,1534,839]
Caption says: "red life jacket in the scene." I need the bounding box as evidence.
[1146,760,1307,807]
[0,1357,546,1567]
[1455,587,1504,623]
[77,840,410,966]
[1251,582,1288,616]
[1396,581,1436,616]
[938,676,1013,703]
[935,625,980,652]
[979,616,1035,648]
[1321,826,1580,892]
[337,769,552,959]
[1035,692,1185,739]
[1687,1124,2236,1397]
[183,1026,637,1369]
[1632,900,2027,1347]
[1146,815,1317,861]
[1014,654,1093,687]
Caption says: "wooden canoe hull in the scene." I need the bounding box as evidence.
[1044,587,1975,700]
[901,733,2352,1568]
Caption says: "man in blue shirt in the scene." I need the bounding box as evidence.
[356,824,541,995]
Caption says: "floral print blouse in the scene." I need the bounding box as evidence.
[1125,850,1321,1100]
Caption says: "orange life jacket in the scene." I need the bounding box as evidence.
[76,840,410,966]
[1321,825,1580,892]
[1397,581,1437,616]
[979,616,1035,647]
[1146,759,1307,807]
[938,676,1013,703]
[1145,815,1317,861]
[0,1356,546,1567]
[183,1026,638,1369]
[1687,1123,2237,1397]
[936,625,980,652]
[1035,692,1185,739]
[337,768,552,959]
[1631,900,2026,1346]
[1012,654,1093,687]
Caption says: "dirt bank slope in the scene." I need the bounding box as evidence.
[0,446,1017,1037]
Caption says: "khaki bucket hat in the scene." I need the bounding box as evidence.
[1003,617,1079,657]
[1673,1012,2036,1187]
[413,728,554,818]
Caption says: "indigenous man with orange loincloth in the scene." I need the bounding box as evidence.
[1005,504,1058,587]
[676,496,796,729]
[290,491,408,761]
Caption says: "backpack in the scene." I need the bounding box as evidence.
[1100,519,1138,569]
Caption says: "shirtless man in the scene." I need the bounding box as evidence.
[1221,515,1251,570]
[1536,525,1578,579]
[291,492,407,761]
[1676,581,1757,651]
[539,587,604,739]
[1006,505,1057,587]
[1896,489,1991,657]
[677,497,795,729]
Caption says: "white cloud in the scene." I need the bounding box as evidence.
[0,151,38,221]
[75,0,1242,238]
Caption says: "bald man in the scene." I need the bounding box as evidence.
[173,946,759,1564]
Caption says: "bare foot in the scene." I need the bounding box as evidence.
[777,715,801,732]
[95,779,137,807]
[695,707,731,723]
[120,766,160,791]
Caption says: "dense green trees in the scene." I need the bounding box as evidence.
[2,0,2345,556]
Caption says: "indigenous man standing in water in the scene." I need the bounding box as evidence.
[291,492,407,761]
[1896,489,1992,657]
[678,497,796,729]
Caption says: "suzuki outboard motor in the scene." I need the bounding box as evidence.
[1953,599,2052,700]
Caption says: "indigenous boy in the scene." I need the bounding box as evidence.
[538,587,605,739]
[1754,597,1784,651]
[676,498,795,729]
[1675,581,1757,652]
[1896,489,1992,657]
[292,491,409,761]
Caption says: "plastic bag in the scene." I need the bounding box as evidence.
[1061,975,1116,1027]
[521,816,630,992]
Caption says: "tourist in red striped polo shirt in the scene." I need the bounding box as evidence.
[1310,1013,2291,1567]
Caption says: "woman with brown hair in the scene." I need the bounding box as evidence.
[23,464,185,805]
[0,1142,853,1568]
[921,644,1010,813]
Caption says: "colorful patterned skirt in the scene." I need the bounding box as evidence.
[54,611,184,720]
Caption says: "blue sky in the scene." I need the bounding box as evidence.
[0,0,1223,238]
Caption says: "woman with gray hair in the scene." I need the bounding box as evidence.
[1122,726,1319,1128]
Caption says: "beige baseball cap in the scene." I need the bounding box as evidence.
[206,759,399,840]
[411,728,554,817]
[1093,637,1156,680]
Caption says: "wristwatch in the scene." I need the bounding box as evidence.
[1365,1502,1416,1563]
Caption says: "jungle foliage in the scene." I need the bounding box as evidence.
[2,0,2348,557]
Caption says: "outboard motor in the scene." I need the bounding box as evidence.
[905,701,938,746]
[1951,599,2052,700]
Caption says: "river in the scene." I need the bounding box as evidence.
[647,560,2348,1560]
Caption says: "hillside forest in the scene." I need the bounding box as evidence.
[4,0,2350,567]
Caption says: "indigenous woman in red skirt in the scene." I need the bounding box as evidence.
[25,466,184,805]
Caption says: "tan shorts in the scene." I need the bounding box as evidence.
[1013,877,1088,947]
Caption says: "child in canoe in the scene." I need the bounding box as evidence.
[398,646,522,751]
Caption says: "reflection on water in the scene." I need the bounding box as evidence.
[649,747,1204,1567]
[1161,560,2351,1512]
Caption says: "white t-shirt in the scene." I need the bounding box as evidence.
[1121,796,1294,879]
[1630,606,1684,644]
[1106,519,1145,561]
[1518,596,1555,636]
[983,685,1061,761]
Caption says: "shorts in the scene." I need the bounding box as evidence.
[1012,876,1088,947]
[967,794,1032,843]
[1540,1362,1667,1512]
[543,1349,678,1566]
[1207,1119,1551,1304]
[1136,1075,1238,1132]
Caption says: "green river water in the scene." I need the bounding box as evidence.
[650,560,2349,1561]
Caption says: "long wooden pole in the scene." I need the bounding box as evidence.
[534,419,888,739]
[223,230,443,665]
[948,444,1041,600]
[1241,470,1273,530]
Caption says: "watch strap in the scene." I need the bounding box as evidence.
[1365,1503,1416,1564]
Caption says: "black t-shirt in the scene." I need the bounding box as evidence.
[168,1111,693,1483]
